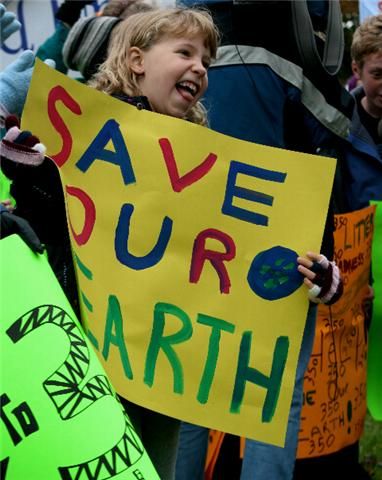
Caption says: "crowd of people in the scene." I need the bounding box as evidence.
[0,1,381,479]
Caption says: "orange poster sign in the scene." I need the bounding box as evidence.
[297,205,375,458]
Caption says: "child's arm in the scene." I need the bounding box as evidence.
[297,251,343,305]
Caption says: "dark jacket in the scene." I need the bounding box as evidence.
[344,86,382,210]
[1,154,79,315]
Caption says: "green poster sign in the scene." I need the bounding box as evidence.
[367,201,382,421]
[0,235,159,479]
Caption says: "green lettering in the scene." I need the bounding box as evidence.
[102,295,133,379]
[144,302,192,394]
[230,332,289,422]
[196,314,235,404]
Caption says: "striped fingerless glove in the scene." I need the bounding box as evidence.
[307,255,343,305]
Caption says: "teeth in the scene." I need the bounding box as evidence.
[177,81,198,96]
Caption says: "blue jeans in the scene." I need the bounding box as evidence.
[240,304,317,479]
[175,421,209,479]
[175,304,317,480]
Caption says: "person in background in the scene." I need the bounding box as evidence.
[36,0,95,73]
[37,0,156,81]
[350,14,382,162]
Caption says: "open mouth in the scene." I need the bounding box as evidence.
[176,81,199,99]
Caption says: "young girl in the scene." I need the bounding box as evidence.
[89,7,218,125]
[88,7,220,480]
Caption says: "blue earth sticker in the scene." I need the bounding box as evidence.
[247,246,303,300]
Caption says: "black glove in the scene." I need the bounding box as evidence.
[0,207,44,253]
[56,0,95,27]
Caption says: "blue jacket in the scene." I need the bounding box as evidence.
[344,86,382,210]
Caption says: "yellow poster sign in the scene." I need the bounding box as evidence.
[22,60,336,446]
[298,205,375,457]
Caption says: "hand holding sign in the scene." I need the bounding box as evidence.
[297,252,343,305]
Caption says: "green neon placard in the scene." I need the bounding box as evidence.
[367,201,382,421]
[0,235,159,480]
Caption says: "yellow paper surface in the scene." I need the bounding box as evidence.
[22,60,337,446]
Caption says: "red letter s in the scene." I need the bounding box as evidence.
[48,85,82,167]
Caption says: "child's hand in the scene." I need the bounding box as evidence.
[297,252,343,305]
[297,252,324,289]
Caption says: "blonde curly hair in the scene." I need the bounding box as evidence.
[351,14,382,68]
[89,7,220,126]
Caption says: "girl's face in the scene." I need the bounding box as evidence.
[352,52,382,118]
[128,34,211,118]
